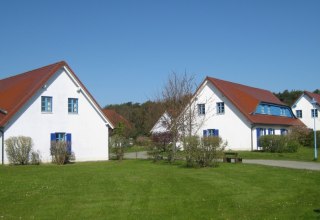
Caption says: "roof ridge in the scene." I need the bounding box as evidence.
[206,76,272,93]
[0,61,65,81]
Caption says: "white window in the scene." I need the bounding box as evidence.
[198,104,205,115]
[41,96,52,112]
[296,110,302,118]
[68,98,78,113]
[312,109,318,118]
[217,102,225,114]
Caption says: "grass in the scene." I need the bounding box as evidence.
[0,160,320,219]
[238,147,320,162]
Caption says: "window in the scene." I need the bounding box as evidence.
[255,104,293,118]
[312,109,318,118]
[198,104,205,115]
[203,129,219,137]
[41,96,52,112]
[217,102,225,114]
[55,133,66,142]
[280,129,288,135]
[256,128,266,148]
[268,128,275,135]
[280,108,286,116]
[50,133,72,154]
[260,105,265,114]
[68,98,78,113]
[296,110,302,118]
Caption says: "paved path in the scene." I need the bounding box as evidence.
[123,151,320,171]
[243,159,320,171]
[124,151,149,159]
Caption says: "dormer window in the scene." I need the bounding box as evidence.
[260,105,265,114]
[280,108,286,116]
[255,103,293,118]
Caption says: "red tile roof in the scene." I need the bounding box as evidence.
[0,61,112,128]
[206,77,304,126]
[304,91,320,106]
[102,109,132,129]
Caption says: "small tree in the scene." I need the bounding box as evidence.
[109,135,128,161]
[5,136,40,165]
[50,141,74,165]
[158,72,196,163]
[184,136,226,168]
[149,132,173,162]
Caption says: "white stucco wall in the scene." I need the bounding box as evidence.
[292,95,320,130]
[150,112,170,134]
[1,68,109,164]
[190,81,252,150]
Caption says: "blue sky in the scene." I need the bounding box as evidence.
[0,0,319,107]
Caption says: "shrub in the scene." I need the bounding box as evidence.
[290,126,312,147]
[184,136,226,168]
[5,136,34,165]
[259,135,301,153]
[135,136,152,147]
[109,135,128,160]
[30,150,41,165]
[184,136,200,167]
[149,132,173,162]
[50,141,74,165]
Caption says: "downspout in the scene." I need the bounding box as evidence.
[1,128,4,165]
[0,108,7,165]
[250,124,254,151]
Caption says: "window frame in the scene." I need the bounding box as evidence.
[216,102,225,114]
[197,104,205,115]
[311,109,318,118]
[68,98,79,114]
[296,110,303,118]
[41,96,53,113]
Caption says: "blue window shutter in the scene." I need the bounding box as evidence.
[66,133,72,154]
[268,128,273,135]
[214,129,219,137]
[51,133,56,142]
[256,128,261,148]
[203,130,207,137]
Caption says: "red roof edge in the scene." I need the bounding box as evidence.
[0,61,65,127]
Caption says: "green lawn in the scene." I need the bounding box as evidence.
[238,147,319,162]
[0,160,320,219]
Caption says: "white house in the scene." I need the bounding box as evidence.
[152,77,304,151]
[150,111,171,134]
[292,91,320,130]
[0,61,114,164]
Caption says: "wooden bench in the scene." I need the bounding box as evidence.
[223,152,242,163]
